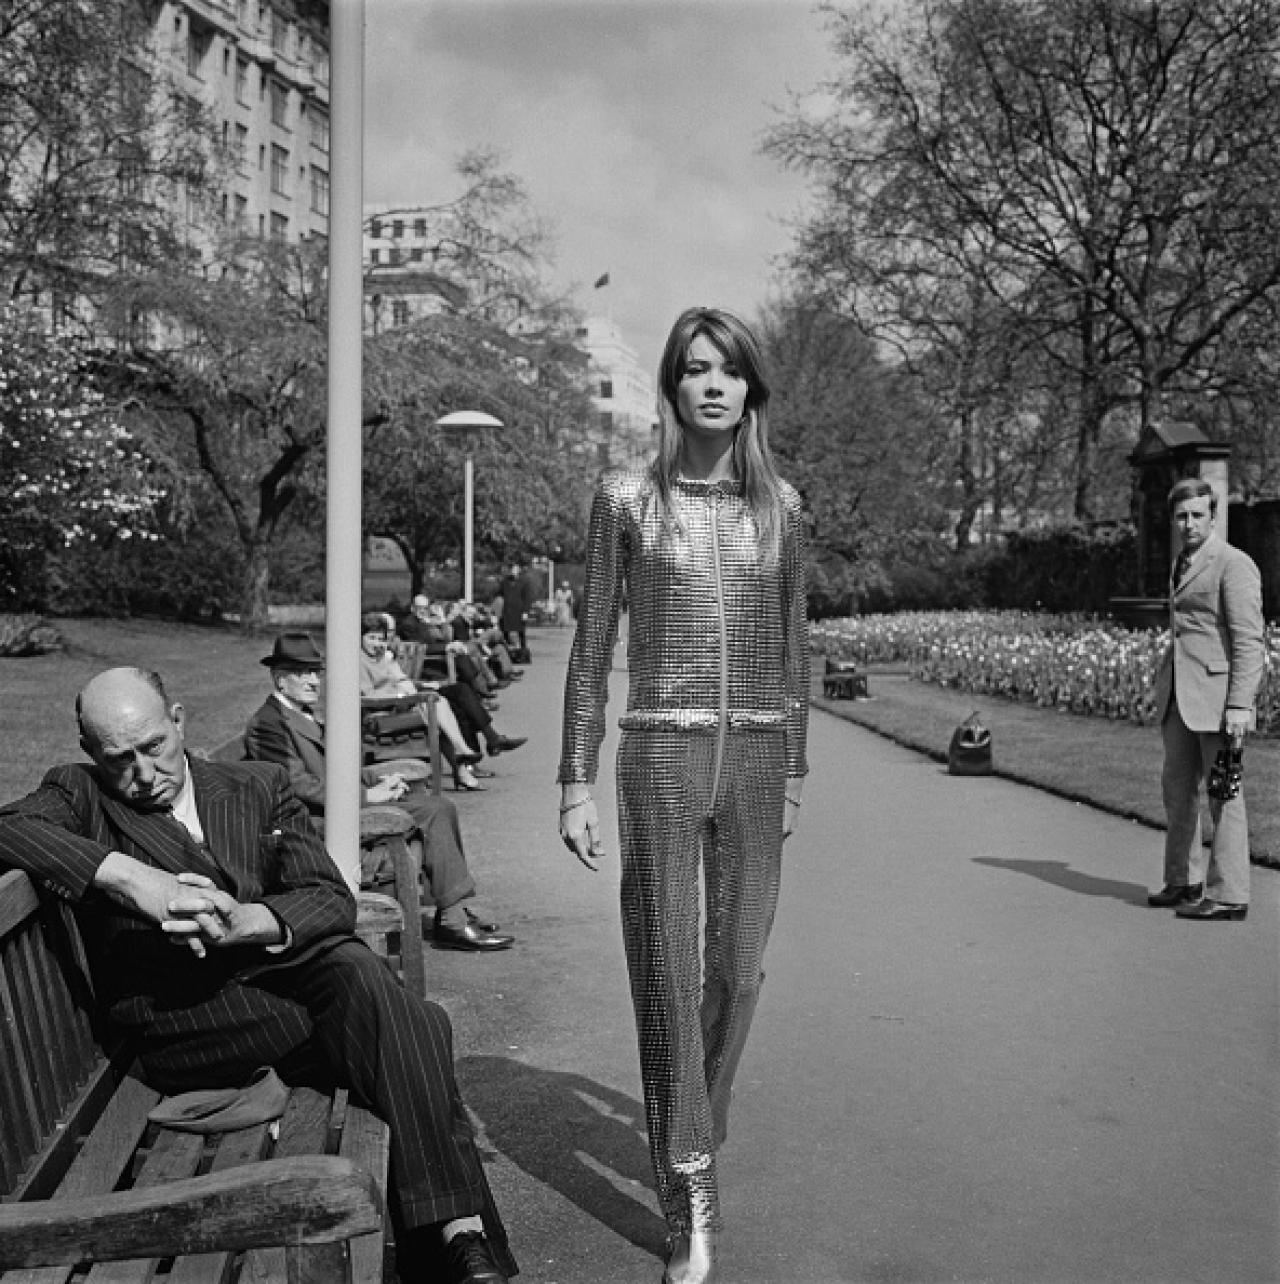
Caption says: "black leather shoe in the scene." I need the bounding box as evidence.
[486,734,527,757]
[1175,899,1247,921]
[1147,882,1204,907]
[444,1230,509,1283]
[433,915,515,951]
[464,905,501,931]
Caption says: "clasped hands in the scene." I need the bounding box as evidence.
[95,852,282,959]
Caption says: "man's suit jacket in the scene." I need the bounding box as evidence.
[0,756,355,1047]
[243,696,384,815]
[1153,533,1265,732]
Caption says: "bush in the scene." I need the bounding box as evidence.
[812,609,1280,736]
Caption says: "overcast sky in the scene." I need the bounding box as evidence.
[363,0,836,373]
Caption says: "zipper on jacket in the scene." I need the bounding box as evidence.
[709,489,729,808]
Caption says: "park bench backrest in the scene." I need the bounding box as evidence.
[0,869,118,1202]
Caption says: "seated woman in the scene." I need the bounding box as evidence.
[359,616,526,789]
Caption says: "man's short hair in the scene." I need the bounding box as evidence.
[360,612,389,635]
[1168,476,1217,514]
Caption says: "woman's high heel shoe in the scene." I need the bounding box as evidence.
[453,766,487,792]
[661,1229,717,1284]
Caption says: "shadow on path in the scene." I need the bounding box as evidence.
[973,856,1148,904]
[459,1054,668,1259]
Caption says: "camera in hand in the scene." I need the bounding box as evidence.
[1207,745,1244,801]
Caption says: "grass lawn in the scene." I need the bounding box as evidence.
[814,666,1280,866]
[0,618,272,799]
[2,620,1275,871]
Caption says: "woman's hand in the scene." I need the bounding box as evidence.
[560,786,604,871]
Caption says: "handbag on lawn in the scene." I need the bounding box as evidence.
[948,710,993,776]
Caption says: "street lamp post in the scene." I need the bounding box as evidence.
[436,410,503,602]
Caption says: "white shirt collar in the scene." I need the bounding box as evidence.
[171,760,204,843]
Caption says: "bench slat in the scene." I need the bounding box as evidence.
[164,1126,273,1284]
[338,1104,391,1284]
[0,1157,382,1275]
[84,1129,207,1284]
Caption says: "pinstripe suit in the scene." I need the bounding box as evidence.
[0,756,515,1270]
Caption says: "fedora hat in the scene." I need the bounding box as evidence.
[261,631,326,671]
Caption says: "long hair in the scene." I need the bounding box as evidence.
[651,306,784,562]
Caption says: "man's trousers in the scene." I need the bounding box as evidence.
[616,727,785,1234]
[1161,703,1251,904]
[134,938,516,1275]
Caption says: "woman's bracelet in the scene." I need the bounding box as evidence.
[559,797,593,815]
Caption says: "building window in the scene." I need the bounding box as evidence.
[310,166,329,215]
[392,300,410,326]
[409,247,423,262]
[387,247,401,266]
[599,379,613,399]
[223,47,231,76]
[270,144,288,194]
[235,123,248,171]
[234,194,248,227]
[369,217,382,238]
[392,219,403,238]
[270,211,288,240]
[413,217,426,236]
[310,109,329,153]
[599,411,613,433]
[235,58,249,104]
[271,7,290,55]
[370,248,381,265]
[270,80,289,128]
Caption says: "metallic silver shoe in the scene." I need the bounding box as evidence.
[661,1229,717,1284]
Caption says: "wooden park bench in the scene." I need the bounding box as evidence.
[0,866,395,1282]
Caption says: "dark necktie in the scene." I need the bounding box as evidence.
[1173,551,1191,587]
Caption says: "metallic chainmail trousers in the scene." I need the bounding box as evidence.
[618,726,785,1232]
[560,468,810,1235]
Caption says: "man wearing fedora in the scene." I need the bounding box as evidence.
[243,632,514,952]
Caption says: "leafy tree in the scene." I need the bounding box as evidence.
[768,0,1280,521]
[98,237,329,630]
[0,0,221,306]
[0,305,164,608]
[363,312,596,596]
[757,294,943,610]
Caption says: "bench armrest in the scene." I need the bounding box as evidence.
[0,1155,382,1270]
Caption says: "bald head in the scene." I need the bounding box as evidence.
[77,668,188,808]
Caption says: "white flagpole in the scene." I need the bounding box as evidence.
[325,0,364,893]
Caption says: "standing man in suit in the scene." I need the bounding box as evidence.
[499,563,533,661]
[0,667,516,1283]
[1149,478,1266,922]
[243,633,514,951]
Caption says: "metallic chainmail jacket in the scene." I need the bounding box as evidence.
[558,467,810,784]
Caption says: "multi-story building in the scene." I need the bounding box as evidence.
[152,0,330,246]
[575,314,657,468]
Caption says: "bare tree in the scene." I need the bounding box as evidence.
[0,0,222,306]
[767,0,1280,521]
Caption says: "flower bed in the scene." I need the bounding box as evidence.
[812,610,1280,736]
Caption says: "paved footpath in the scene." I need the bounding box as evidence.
[426,628,1279,1284]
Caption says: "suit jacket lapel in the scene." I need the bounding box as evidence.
[188,757,252,892]
[1175,536,1220,596]
[283,702,326,748]
[98,788,219,882]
